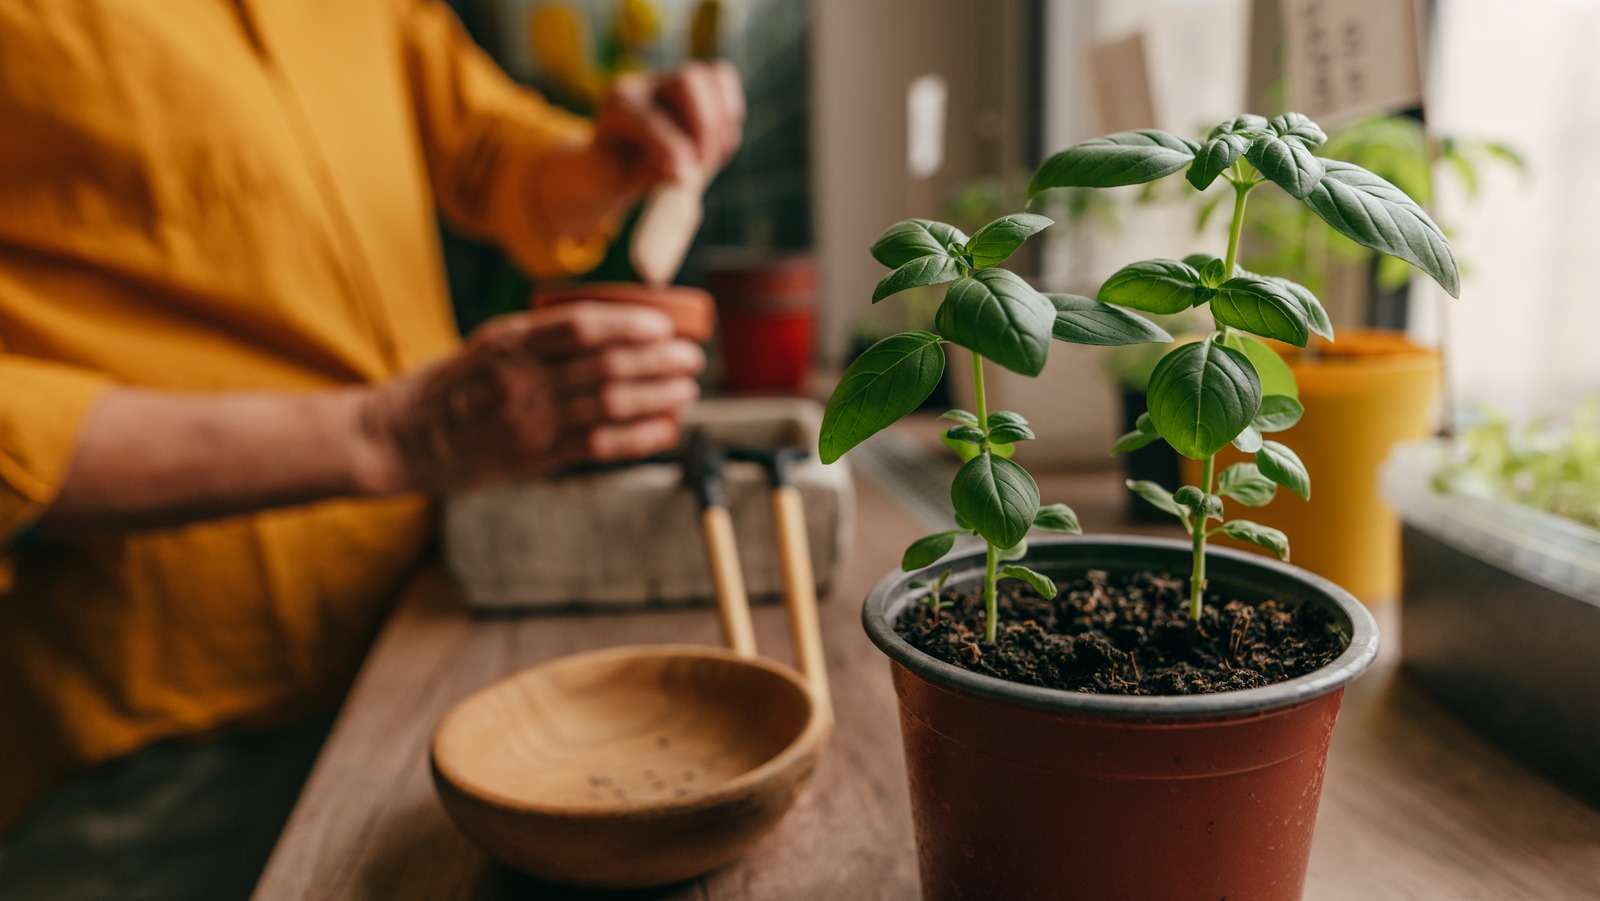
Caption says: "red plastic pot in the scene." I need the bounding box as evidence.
[703,254,816,393]
[863,536,1380,901]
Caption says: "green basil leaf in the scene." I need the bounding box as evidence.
[936,269,1055,376]
[1174,486,1224,521]
[1136,412,1158,434]
[1223,332,1298,399]
[1245,133,1326,200]
[871,219,970,268]
[1047,293,1173,346]
[1199,257,1230,288]
[1173,485,1204,506]
[1257,440,1311,500]
[1233,425,1264,453]
[1217,462,1278,507]
[987,410,1028,428]
[939,409,980,427]
[998,540,1029,562]
[954,512,975,532]
[1253,395,1304,433]
[820,332,946,463]
[944,425,985,444]
[988,423,1035,444]
[1111,428,1159,455]
[1211,275,1312,346]
[1146,340,1263,459]
[1000,564,1059,600]
[1262,276,1333,341]
[1218,520,1290,559]
[1270,112,1327,149]
[1171,486,1216,521]
[1029,130,1198,195]
[1033,503,1082,534]
[951,454,1039,549]
[1126,479,1191,531]
[873,254,964,303]
[1304,160,1461,298]
[1187,133,1250,190]
[1097,259,1207,315]
[1209,114,1269,139]
[902,530,966,570]
[966,213,1053,269]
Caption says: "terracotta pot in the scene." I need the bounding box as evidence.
[1181,329,1440,602]
[863,536,1380,901]
[534,282,716,343]
[703,254,816,393]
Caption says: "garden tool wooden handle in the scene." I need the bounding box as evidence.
[631,174,707,288]
[701,505,756,658]
[770,485,832,719]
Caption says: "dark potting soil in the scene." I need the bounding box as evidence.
[896,569,1344,695]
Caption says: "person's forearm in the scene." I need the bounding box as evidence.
[37,387,401,534]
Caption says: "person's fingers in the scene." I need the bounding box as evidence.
[522,303,676,356]
[710,60,746,163]
[600,74,697,182]
[587,415,683,462]
[657,62,723,165]
[559,376,701,427]
[550,340,706,394]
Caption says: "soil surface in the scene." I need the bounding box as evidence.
[897,569,1344,695]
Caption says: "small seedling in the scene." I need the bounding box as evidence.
[909,568,956,624]
[1031,112,1461,620]
[819,212,1172,642]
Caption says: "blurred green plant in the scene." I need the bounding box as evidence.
[1435,400,1600,530]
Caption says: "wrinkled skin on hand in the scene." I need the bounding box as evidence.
[364,302,704,491]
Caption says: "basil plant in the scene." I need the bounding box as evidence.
[819,216,1172,642]
[1032,112,1462,620]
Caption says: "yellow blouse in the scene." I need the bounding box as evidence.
[0,0,610,831]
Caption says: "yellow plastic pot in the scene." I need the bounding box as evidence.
[1183,330,1440,604]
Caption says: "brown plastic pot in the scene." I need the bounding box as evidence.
[534,282,716,343]
[863,536,1379,901]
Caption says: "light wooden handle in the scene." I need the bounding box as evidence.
[630,178,706,288]
[771,485,832,719]
[701,506,756,658]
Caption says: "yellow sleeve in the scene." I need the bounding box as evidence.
[0,355,111,592]
[398,1,621,280]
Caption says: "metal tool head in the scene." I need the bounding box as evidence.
[726,445,810,487]
[681,429,728,510]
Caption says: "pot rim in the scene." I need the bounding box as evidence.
[862,534,1380,719]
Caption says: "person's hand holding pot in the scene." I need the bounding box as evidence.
[359,302,703,492]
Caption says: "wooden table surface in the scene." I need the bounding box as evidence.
[253,467,1600,901]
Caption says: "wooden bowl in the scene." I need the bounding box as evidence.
[533,282,716,343]
[431,644,831,889]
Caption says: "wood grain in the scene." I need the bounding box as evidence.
[771,484,831,711]
[702,506,757,658]
[254,455,1600,901]
[431,645,826,888]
